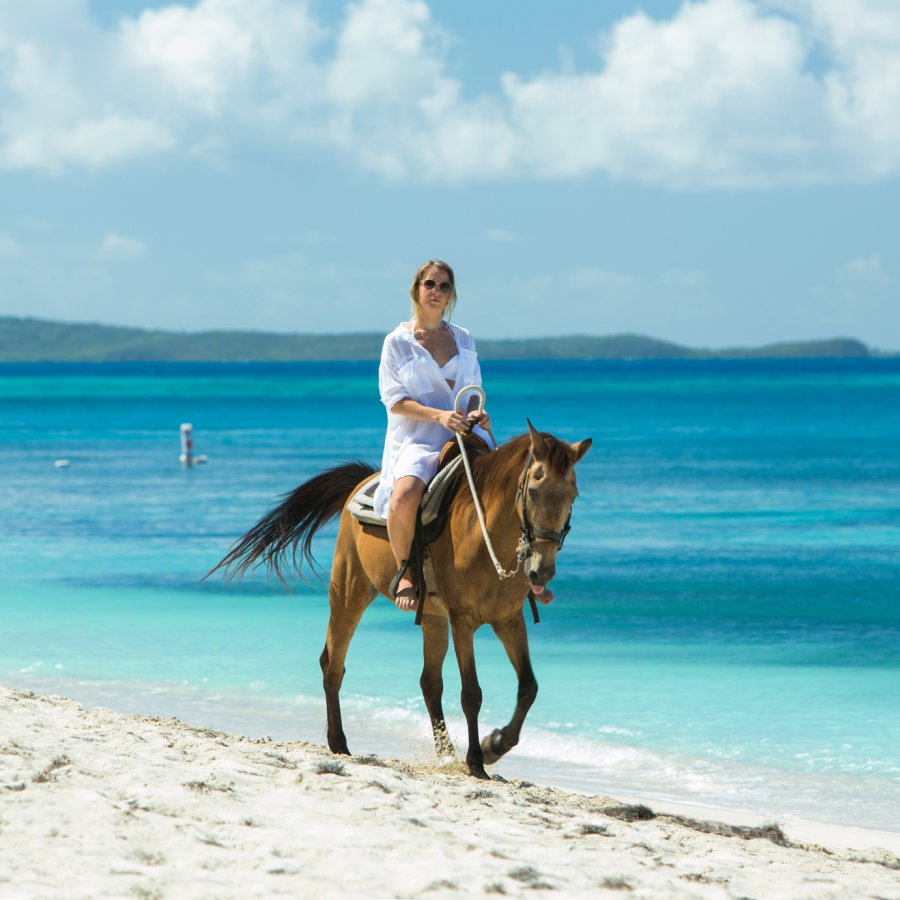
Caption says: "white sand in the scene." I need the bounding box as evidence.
[2,687,898,899]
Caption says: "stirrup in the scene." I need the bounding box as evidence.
[389,559,410,599]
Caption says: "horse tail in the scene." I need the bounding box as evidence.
[208,460,377,586]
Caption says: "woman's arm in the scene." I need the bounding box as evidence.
[392,398,471,433]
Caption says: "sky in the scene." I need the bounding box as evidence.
[1,0,899,348]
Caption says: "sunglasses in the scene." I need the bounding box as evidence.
[421,279,452,293]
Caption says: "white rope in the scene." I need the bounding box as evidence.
[453,385,528,580]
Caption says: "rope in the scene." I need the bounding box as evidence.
[453,385,529,581]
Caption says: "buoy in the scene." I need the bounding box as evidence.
[180,423,193,465]
[180,423,207,466]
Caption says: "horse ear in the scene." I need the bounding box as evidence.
[526,418,549,461]
[570,437,592,463]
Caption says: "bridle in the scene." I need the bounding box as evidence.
[515,451,573,552]
[500,450,575,581]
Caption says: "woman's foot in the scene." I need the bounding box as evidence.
[388,559,418,611]
[393,577,418,612]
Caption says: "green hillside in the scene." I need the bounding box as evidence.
[0,316,875,362]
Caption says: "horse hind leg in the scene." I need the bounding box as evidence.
[320,567,376,756]
[420,613,455,758]
[481,612,537,766]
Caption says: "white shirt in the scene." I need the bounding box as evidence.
[373,321,484,519]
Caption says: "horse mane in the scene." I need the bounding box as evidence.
[457,431,575,510]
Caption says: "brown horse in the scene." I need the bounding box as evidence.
[211,422,591,779]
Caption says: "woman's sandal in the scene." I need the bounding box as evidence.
[388,559,418,611]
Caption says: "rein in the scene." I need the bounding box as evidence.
[453,386,570,583]
[454,387,526,580]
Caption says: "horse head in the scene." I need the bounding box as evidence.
[519,420,591,593]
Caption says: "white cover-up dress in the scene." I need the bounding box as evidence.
[373,321,485,520]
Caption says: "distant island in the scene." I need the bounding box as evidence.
[0,315,884,362]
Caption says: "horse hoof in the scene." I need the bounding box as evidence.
[468,763,490,780]
[435,737,456,758]
[480,728,507,766]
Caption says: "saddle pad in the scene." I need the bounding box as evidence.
[347,455,465,528]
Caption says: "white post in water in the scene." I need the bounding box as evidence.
[180,422,194,466]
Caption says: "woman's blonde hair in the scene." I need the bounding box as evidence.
[409,259,457,319]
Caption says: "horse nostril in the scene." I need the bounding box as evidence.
[526,568,538,582]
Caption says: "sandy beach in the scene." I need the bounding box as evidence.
[1,687,898,899]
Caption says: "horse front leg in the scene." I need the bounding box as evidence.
[420,613,455,758]
[481,611,538,766]
[450,617,488,779]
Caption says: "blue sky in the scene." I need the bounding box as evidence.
[1,0,898,348]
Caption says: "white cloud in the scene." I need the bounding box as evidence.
[2,117,174,172]
[498,0,832,187]
[0,1,176,171]
[117,0,323,118]
[767,0,900,177]
[0,0,322,172]
[327,0,439,110]
[1,0,900,186]
[119,3,257,115]
[97,232,148,261]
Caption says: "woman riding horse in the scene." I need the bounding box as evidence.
[376,260,492,612]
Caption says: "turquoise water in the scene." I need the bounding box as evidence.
[1,360,898,831]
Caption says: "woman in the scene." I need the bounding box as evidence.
[374,260,492,611]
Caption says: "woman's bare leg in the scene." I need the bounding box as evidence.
[387,475,426,611]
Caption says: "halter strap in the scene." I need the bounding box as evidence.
[515,452,573,550]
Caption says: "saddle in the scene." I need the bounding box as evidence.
[347,456,462,537]
[348,434,492,621]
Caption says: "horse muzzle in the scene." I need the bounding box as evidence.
[525,550,556,591]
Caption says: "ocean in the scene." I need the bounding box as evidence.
[1,358,898,832]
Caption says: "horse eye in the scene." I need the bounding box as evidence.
[528,487,538,500]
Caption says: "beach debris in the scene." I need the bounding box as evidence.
[179,422,208,466]
[182,779,234,795]
[661,815,791,847]
[365,780,392,794]
[508,866,541,883]
[314,760,348,776]
[32,755,71,784]
[260,751,298,769]
[601,804,657,822]
[351,754,389,768]
[579,822,612,836]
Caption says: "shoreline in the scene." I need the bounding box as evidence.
[2,686,899,898]
[6,670,900,846]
